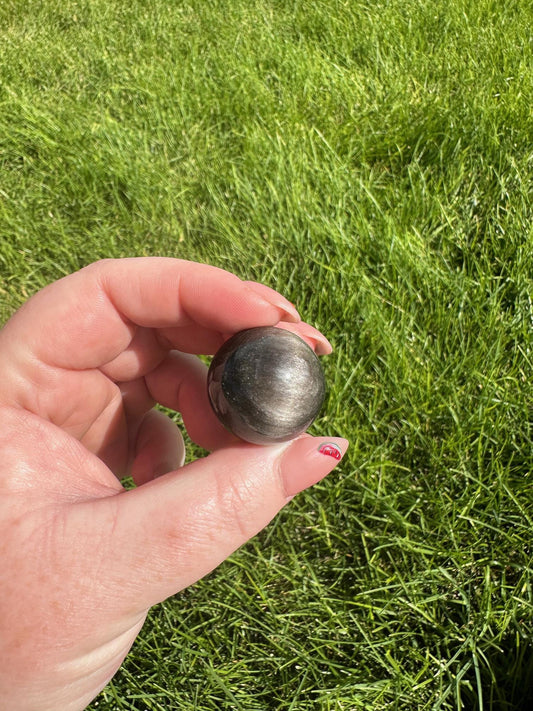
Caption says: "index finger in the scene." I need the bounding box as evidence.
[0,258,300,371]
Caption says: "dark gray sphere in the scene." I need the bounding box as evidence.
[207,326,326,445]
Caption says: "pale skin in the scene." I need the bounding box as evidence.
[0,258,348,710]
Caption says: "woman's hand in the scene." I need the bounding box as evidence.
[0,258,347,710]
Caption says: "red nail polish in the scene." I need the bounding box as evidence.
[279,436,349,498]
[318,442,343,460]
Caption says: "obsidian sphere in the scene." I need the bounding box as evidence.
[207,326,326,445]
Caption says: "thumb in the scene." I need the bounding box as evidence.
[94,435,348,611]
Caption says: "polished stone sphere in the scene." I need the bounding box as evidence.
[207,326,326,445]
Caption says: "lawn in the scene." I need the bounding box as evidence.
[1,0,532,708]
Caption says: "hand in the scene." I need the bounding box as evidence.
[0,258,348,710]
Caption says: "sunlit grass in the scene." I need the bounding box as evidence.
[1,0,532,708]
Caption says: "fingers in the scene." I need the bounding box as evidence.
[92,435,349,611]
[0,258,301,372]
[130,409,186,486]
[274,321,333,355]
[142,323,332,453]
[244,281,300,322]
[99,327,168,382]
[144,351,238,451]
[101,259,300,334]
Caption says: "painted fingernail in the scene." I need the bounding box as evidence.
[318,442,343,460]
[279,436,349,499]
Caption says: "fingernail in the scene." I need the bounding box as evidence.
[312,334,333,356]
[279,436,349,499]
[270,298,301,323]
[244,282,301,323]
[296,331,332,356]
[274,321,333,355]
[153,451,186,479]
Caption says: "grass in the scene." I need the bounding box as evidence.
[1,0,532,708]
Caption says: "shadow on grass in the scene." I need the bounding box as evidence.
[465,641,533,711]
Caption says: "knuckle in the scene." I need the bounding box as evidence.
[215,470,256,541]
